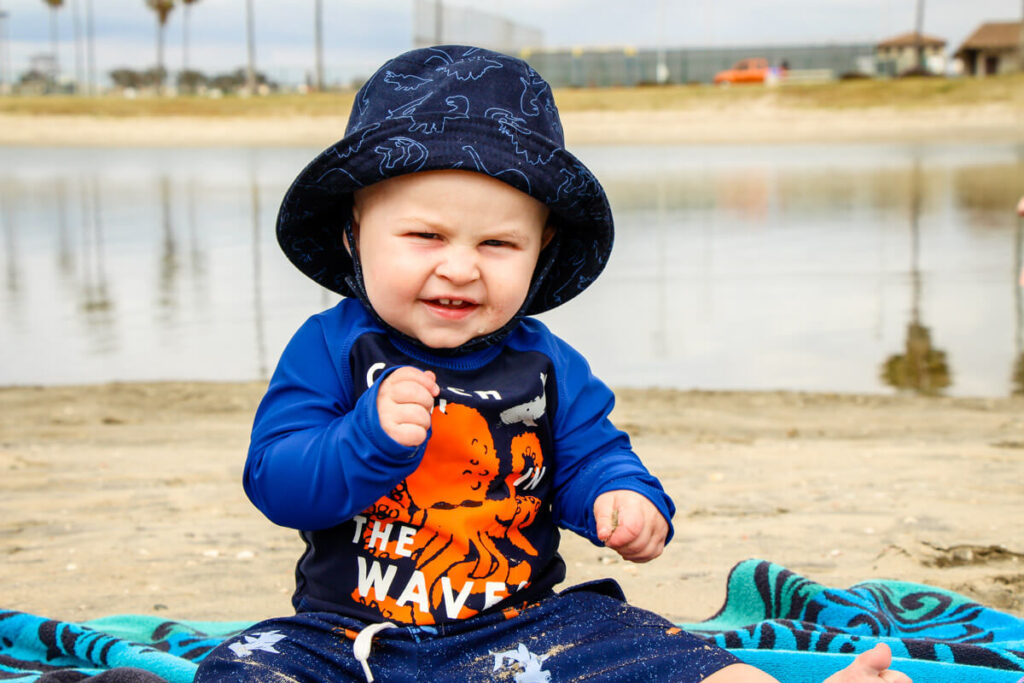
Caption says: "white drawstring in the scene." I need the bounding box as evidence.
[352,621,397,682]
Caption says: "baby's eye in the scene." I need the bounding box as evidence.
[409,232,440,241]
[481,239,513,248]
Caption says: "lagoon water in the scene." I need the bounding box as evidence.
[2,142,1022,396]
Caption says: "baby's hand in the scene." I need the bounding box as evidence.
[376,367,440,448]
[594,490,668,563]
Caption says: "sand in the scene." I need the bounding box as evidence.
[1,101,1022,147]
[2,381,1022,624]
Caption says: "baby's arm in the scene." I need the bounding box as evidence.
[594,489,669,562]
[244,318,432,530]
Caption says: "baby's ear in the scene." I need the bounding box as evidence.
[342,225,353,256]
[343,211,359,256]
[541,221,557,250]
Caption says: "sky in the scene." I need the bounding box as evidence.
[1,0,1022,87]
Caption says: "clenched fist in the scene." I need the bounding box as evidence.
[594,490,669,563]
[377,367,440,448]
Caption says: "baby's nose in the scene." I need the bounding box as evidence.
[435,247,480,283]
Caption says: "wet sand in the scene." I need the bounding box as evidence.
[2,381,1021,623]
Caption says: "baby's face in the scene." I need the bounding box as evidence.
[351,170,552,349]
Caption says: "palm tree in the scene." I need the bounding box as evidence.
[146,0,175,93]
[181,0,199,84]
[42,0,63,88]
[85,0,95,94]
[70,0,83,92]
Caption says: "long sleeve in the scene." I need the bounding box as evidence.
[542,334,676,545]
[243,315,427,531]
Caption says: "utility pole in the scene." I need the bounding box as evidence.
[913,0,925,72]
[72,0,84,93]
[85,0,95,94]
[655,0,667,84]
[0,3,9,95]
[245,0,256,94]
[314,0,324,91]
[1019,0,1024,72]
[434,0,443,44]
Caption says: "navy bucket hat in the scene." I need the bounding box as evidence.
[276,44,613,316]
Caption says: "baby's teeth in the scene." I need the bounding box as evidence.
[439,298,450,305]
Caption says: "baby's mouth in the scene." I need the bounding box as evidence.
[431,298,475,310]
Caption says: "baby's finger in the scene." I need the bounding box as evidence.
[385,367,440,394]
[402,367,440,395]
[594,495,619,542]
[389,402,434,430]
[387,378,438,408]
[616,535,665,563]
[603,500,648,549]
[387,422,430,448]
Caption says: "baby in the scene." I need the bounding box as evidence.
[195,45,909,682]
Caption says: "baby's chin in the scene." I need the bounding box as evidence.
[406,321,508,350]
[417,331,489,349]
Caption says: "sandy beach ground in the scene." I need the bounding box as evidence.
[2,101,1023,626]
[1,382,1022,624]
[1,99,1022,147]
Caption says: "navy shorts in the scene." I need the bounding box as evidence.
[194,580,739,682]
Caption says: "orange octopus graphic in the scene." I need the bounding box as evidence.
[352,402,544,623]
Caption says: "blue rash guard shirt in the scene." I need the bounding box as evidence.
[244,298,675,626]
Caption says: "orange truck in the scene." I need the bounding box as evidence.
[712,58,782,85]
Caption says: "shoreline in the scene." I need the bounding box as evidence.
[2,102,1022,147]
[2,380,1022,623]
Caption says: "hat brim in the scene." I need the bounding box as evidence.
[276,116,613,315]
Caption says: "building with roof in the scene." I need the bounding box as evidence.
[954,21,1023,76]
[875,32,947,76]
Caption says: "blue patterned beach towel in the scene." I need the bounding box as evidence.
[3,559,1023,681]
[685,559,1024,682]
[0,612,248,682]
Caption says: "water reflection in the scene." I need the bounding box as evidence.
[250,172,268,381]
[1014,214,1024,395]
[880,159,951,395]
[1,143,1022,396]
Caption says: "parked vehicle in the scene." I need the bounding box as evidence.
[713,58,785,85]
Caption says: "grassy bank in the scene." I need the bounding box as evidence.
[3,74,1023,118]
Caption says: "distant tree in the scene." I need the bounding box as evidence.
[177,68,208,92]
[109,67,145,90]
[42,0,64,86]
[208,67,274,93]
[181,0,200,91]
[18,68,51,94]
[142,66,168,89]
[145,0,175,93]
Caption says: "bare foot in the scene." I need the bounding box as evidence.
[823,644,912,683]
